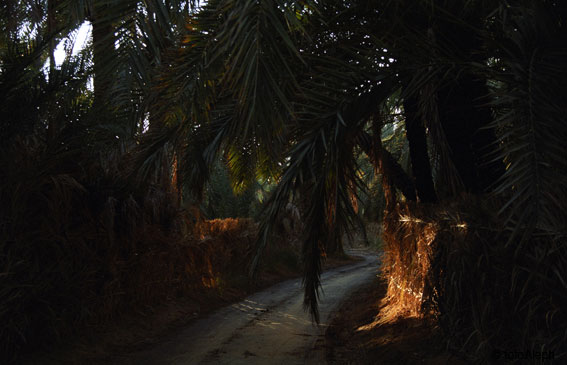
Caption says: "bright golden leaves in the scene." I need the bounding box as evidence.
[380,203,471,325]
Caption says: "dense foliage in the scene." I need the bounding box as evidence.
[1,0,566,362]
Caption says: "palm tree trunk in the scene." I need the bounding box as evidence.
[438,73,503,194]
[91,2,115,112]
[403,94,437,203]
[47,0,56,77]
[359,130,416,204]
[47,0,58,144]
[433,16,504,194]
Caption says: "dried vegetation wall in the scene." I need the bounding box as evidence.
[0,142,271,362]
[382,197,567,362]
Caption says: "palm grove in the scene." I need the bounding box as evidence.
[1,0,566,362]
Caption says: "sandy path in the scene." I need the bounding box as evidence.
[118,250,380,364]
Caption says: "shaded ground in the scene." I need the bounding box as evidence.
[105,250,379,364]
[23,251,361,364]
[325,278,469,364]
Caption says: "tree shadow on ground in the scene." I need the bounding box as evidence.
[325,278,469,364]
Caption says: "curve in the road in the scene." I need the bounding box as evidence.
[119,250,380,365]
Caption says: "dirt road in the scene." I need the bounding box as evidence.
[118,250,380,365]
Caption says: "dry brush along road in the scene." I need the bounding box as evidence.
[114,249,380,364]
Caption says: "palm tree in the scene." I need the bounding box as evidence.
[143,0,566,327]
[0,2,200,360]
[2,0,565,360]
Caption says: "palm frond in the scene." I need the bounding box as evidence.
[251,79,394,320]
[488,2,567,242]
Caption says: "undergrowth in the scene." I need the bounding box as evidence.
[381,197,567,363]
[0,138,268,364]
